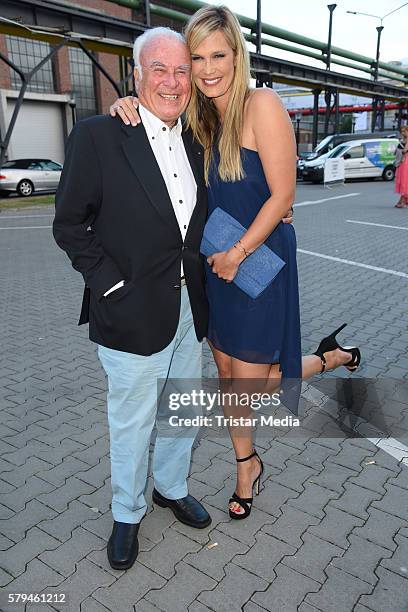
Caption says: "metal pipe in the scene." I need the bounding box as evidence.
[107,0,408,78]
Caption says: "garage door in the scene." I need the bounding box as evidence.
[7,99,65,163]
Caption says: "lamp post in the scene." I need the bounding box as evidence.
[347,3,408,131]
[347,3,408,81]
[326,4,337,70]
[295,112,302,155]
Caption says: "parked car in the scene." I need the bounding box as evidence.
[301,138,399,184]
[298,130,397,162]
[0,158,62,197]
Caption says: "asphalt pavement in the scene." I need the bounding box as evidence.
[0,179,407,612]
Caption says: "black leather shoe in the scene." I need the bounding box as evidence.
[107,521,140,570]
[152,489,212,529]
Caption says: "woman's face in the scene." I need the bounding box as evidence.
[190,30,236,104]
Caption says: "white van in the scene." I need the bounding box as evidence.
[302,138,399,183]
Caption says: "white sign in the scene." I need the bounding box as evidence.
[354,112,368,132]
[324,158,345,184]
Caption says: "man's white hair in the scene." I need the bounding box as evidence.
[133,27,186,77]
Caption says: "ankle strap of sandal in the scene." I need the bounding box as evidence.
[236,450,257,463]
[319,354,327,374]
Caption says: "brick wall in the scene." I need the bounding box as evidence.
[0,35,12,89]
[54,46,72,94]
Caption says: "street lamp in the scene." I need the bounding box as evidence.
[347,3,408,132]
[347,3,408,81]
[295,112,302,155]
[326,4,337,70]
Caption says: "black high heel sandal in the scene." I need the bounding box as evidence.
[313,323,361,374]
[229,449,264,520]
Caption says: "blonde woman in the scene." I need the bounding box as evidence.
[110,6,360,520]
[395,125,408,208]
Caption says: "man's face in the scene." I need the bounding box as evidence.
[134,36,192,126]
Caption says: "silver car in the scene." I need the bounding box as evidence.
[0,158,62,197]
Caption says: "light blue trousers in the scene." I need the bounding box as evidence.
[98,285,202,524]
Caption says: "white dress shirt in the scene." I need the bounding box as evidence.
[104,104,197,297]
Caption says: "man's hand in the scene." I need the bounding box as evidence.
[110,96,140,127]
[282,206,294,224]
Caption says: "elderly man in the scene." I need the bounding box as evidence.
[53,27,210,571]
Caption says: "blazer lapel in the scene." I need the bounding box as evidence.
[120,122,181,238]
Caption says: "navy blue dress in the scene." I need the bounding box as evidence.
[205,147,302,386]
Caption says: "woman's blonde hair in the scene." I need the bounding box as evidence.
[184,5,251,183]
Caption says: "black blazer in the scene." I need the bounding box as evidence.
[53,115,208,355]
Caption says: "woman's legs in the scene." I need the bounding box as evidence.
[209,342,357,515]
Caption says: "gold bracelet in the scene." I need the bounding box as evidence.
[238,239,251,258]
[233,242,247,258]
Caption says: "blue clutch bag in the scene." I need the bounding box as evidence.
[200,207,286,299]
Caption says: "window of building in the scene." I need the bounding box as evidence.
[68,47,97,120]
[6,36,55,93]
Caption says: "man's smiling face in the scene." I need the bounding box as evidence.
[134,36,192,126]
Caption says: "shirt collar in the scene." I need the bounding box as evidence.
[139,104,182,140]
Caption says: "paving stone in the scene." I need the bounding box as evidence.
[191,457,235,490]
[371,482,408,520]
[309,506,364,549]
[329,444,375,472]
[79,479,112,514]
[252,563,320,611]
[379,534,408,579]
[233,531,296,581]
[260,440,302,470]
[38,476,94,512]
[78,597,111,612]
[183,528,249,581]
[287,482,339,519]
[1,457,53,487]
[353,507,406,551]
[216,506,276,546]
[191,439,231,469]
[359,567,408,612]
[252,480,300,518]
[329,481,382,520]
[39,500,98,542]
[242,602,270,612]
[76,456,111,488]
[1,527,61,577]
[0,500,58,543]
[1,476,56,512]
[138,526,201,579]
[269,459,318,493]
[82,511,112,542]
[305,566,373,612]
[39,526,106,577]
[0,567,14,587]
[198,561,268,612]
[309,461,356,493]
[40,558,115,612]
[292,440,339,470]
[282,532,343,583]
[171,502,227,544]
[146,560,216,612]
[262,505,320,548]
[331,534,391,586]
[0,558,65,609]
[348,462,395,495]
[38,456,90,486]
